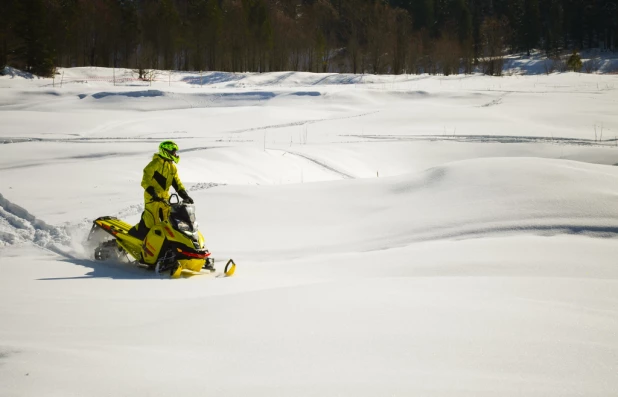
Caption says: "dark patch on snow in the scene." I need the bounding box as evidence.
[290,91,321,97]
[326,75,364,85]
[180,91,276,106]
[1,67,35,79]
[215,92,276,100]
[91,90,165,99]
[181,72,245,85]
[264,72,296,85]
[19,90,61,97]
[0,348,18,361]
[1,137,43,144]
[448,224,618,241]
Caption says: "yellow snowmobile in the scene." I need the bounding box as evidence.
[88,194,235,278]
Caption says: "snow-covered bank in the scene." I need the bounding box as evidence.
[201,157,618,260]
[1,68,617,396]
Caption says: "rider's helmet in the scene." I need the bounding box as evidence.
[159,140,180,163]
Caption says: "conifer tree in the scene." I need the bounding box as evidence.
[14,0,55,76]
[0,0,16,70]
[159,0,181,70]
[119,0,140,67]
[1,0,614,75]
[522,0,540,55]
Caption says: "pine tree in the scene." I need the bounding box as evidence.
[14,0,56,76]
[522,0,540,55]
[0,0,17,70]
[543,0,564,55]
[119,0,140,67]
[159,0,181,70]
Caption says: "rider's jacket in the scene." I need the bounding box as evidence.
[141,154,186,202]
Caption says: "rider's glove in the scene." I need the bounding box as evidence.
[178,190,194,204]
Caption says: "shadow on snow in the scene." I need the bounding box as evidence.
[181,72,246,85]
[89,90,165,99]
[38,257,162,281]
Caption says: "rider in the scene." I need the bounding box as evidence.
[128,140,194,239]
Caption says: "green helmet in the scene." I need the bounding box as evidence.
[159,140,179,163]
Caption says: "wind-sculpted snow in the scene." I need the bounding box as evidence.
[204,157,618,258]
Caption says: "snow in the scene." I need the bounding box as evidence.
[1,65,618,396]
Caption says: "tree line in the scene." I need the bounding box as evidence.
[1,0,616,77]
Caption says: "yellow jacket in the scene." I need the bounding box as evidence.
[141,154,185,202]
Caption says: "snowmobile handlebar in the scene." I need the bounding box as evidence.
[149,194,189,206]
[168,193,181,205]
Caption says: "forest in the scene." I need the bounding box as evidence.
[1,0,617,77]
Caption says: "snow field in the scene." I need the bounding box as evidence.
[1,67,618,396]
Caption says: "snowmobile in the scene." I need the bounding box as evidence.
[88,194,236,278]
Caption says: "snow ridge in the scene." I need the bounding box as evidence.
[0,193,69,248]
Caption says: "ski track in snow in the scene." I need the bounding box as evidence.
[479,92,510,107]
[345,134,618,147]
[0,151,151,171]
[1,111,379,146]
[224,110,380,135]
[4,129,617,148]
[281,150,355,179]
[1,136,192,145]
[190,182,224,191]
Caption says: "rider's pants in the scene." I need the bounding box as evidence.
[142,201,170,229]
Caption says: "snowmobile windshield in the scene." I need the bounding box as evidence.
[170,204,198,234]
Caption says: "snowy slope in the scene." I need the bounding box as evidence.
[1,68,618,397]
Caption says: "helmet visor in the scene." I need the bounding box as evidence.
[169,150,179,163]
[162,149,179,163]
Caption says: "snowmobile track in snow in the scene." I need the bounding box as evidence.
[281,150,355,179]
[344,134,618,147]
[479,93,510,107]
[1,111,380,145]
[0,193,69,248]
